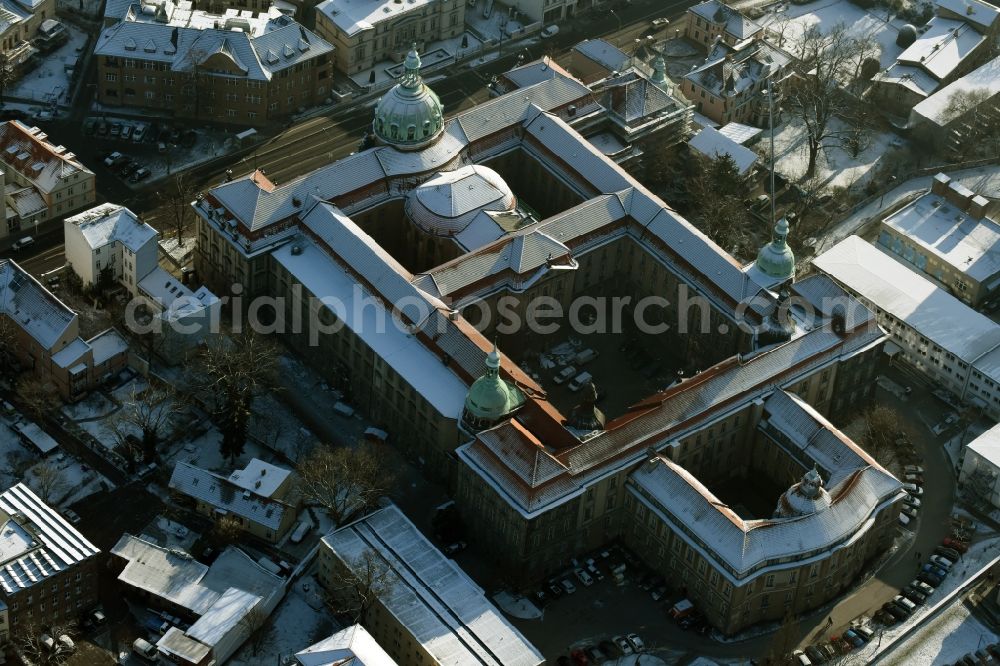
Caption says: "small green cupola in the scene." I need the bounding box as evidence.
[461,344,525,432]
[755,217,795,283]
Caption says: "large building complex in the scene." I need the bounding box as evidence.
[194,49,894,634]
[0,121,95,241]
[318,503,544,666]
[814,235,1000,421]
[0,483,102,647]
[876,173,998,306]
[314,0,464,75]
[95,0,333,126]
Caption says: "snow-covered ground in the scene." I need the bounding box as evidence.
[827,535,1000,664]
[249,392,317,464]
[768,114,899,190]
[229,574,334,665]
[883,600,998,665]
[8,23,89,105]
[24,452,114,509]
[61,391,116,422]
[759,0,904,68]
[0,421,31,489]
[159,235,196,266]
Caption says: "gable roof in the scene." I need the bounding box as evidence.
[0,259,77,350]
[168,461,293,530]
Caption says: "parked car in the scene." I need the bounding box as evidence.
[844,629,866,647]
[560,578,576,594]
[882,602,907,621]
[650,585,668,602]
[613,636,632,655]
[902,586,927,605]
[97,120,109,136]
[904,472,924,484]
[912,580,935,596]
[874,609,898,626]
[929,554,954,570]
[548,580,563,598]
[918,571,943,587]
[805,645,827,663]
[104,151,126,167]
[110,122,122,138]
[130,167,151,183]
[901,505,918,520]
[943,537,969,552]
[62,509,81,524]
[133,123,147,143]
[574,568,594,587]
[904,465,924,475]
[853,625,874,641]
[119,160,140,178]
[121,124,133,141]
[541,24,560,38]
[83,118,96,135]
[899,513,912,527]
[625,633,644,652]
[903,483,923,496]
[922,563,948,578]
[553,365,577,384]
[891,596,915,616]
[903,495,921,509]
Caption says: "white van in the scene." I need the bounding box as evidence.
[132,637,158,661]
[568,371,593,392]
[289,520,311,544]
[11,236,34,251]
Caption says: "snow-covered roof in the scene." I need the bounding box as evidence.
[0,259,77,350]
[186,586,261,647]
[271,235,469,418]
[12,421,58,454]
[499,56,579,91]
[51,337,91,369]
[718,121,763,145]
[87,328,129,365]
[684,39,789,100]
[912,55,1000,127]
[881,188,1000,283]
[295,624,396,666]
[94,8,332,82]
[156,627,212,664]
[0,483,100,595]
[895,17,985,82]
[875,63,941,97]
[689,0,762,40]
[168,461,293,531]
[322,504,543,666]
[6,184,46,217]
[813,236,1000,365]
[406,165,516,237]
[689,126,758,175]
[967,422,1000,468]
[572,39,630,73]
[111,534,282,615]
[138,266,215,320]
[935,0,999,31]
[66,203,156,252]
[0,121,92,195]
[227,458,291,498]
[316,0,434,36]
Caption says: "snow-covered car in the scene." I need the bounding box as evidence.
[903,495,921,509]
[574,568,594,586]
[903,483,923,496]
[904,465,924,475]
[103,151,125,167]
[613,635,633,655]
[63,509,81,524]
[929,554,954,570]
[626,633,644,651]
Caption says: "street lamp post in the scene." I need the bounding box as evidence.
[879,175,898,209]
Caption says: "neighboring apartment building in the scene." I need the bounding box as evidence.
[294,625,397,665]
[0,121,95,242]
[318,503,544,666]
[815,235,1000,421]
[870,16,990,116]
[110,534,285,664]
[960,422,1000,509]
[0,483,102,647]
[569,39,630,84]
[935,0,999,38]
[314,0,464,75]
[64,204,219,359]
[1,258,129,400]
[876,173,998,306]
[685,0,762,50]
[95,1,333,126]
[0,0,57,72]
[681,37,791,126]
[910,55,1000,156]
[504,0,577,23]
[168,458,299,543]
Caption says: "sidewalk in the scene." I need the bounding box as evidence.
[815,163,1000,255]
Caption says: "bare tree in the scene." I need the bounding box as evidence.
[110,383,181,465]
[16,375,60,420]
[191,332,279,465]
[31,461,65,503]
[297,443,393,527]
[326,549,394,623]
[239,603,272,656]
[159,172,197,243]
[785,24,878,177]
[0,315,22,383]
[0,53,12,109]
[13,621,77,665]
[860,404,903,463]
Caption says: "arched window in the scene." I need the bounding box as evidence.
[407,125,416,140]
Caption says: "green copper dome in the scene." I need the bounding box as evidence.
[462,344,524,431]
[756,217,795,281]
[372,46,444,151]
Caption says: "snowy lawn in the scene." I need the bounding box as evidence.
[0,421,32,489]
[24,452,114,509]
[229,574,334,665]
[161,422,269,474]
[759,0,903,68]
[9,23,89,104]
[61,392,116,421]
[159,235,196,265]
[249,393,317,464]
[768,114,899,190]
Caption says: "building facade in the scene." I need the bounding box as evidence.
[0,121,95,241]
[959,422,1000,510]
[0,483,102,647]
[685,0,762,50]
[95,2,333,126]
[314,0,464,75]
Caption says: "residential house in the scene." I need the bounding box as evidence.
[685,0,762,50]
[314,0,463,75]
[876,172,998,306]
[0,483,101,647]
[294,625,397,665]
[688,124,758,176]
[910,55,1000,156]
[0,0,57,73]
[960,422,1000,509]
[0,121,94,242]
[95,1,334,126]
[167,458,299,543]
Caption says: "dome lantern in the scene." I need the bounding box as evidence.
[372,45,445,151]
[755,217,795,282]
